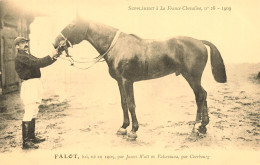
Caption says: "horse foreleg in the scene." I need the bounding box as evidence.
[116,81,130,135]
[124,81,139,141]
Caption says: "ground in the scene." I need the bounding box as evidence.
[0,62,259,164]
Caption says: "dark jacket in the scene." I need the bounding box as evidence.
[15,50,55,80]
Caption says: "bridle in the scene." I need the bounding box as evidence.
[57,33,73,57]
[56,30,121,70]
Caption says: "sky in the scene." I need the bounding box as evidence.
[10,0,260,63]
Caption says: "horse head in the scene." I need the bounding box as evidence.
[53,18,89,54]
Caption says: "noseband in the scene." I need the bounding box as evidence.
[57,33,73,57]
[59,33,73,48]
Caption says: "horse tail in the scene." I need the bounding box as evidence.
[201,40,227,83]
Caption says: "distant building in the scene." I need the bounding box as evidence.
[0,0,34,94]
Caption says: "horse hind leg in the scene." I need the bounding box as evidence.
[182,73,209,134]
[196,87,209,134]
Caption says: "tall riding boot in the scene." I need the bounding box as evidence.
[30,118,45,143]
[22,121,39,149]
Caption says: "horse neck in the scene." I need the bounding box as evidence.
[86,22,117,55]
[86,21,118,55]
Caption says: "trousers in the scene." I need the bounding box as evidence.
[20,78,43,121]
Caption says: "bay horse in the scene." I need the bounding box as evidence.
[53,18,226,140]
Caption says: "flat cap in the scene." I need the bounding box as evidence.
[14,37,30,45]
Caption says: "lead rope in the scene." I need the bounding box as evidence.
[59,30,121,70]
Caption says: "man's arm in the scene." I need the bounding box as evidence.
[17,49,59,68]
[17,55,54,68]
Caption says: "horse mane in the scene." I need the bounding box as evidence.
[129,34,142,40]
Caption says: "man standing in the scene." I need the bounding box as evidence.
[14,36,59,149]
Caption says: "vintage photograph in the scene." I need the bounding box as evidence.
[0,0,259,164]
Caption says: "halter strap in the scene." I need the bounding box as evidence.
[97,30,121,59]
[60,32,73,48]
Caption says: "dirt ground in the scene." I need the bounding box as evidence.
[0,62,259,164]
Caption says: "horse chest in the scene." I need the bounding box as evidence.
[108,58,145,80]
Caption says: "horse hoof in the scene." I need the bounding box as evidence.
[187,127,207,141]
[117,128,127,135]
[127,131,137,141]
[198,126,207,134]
[191,129,199,137]
[187,120,201,126]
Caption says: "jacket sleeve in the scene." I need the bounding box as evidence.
[17,55,55,68]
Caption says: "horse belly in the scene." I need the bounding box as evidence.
[142,41,181,80]
[144,56,178,80]
[117,55,178,81]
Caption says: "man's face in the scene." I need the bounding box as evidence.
[16,40,29,51]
